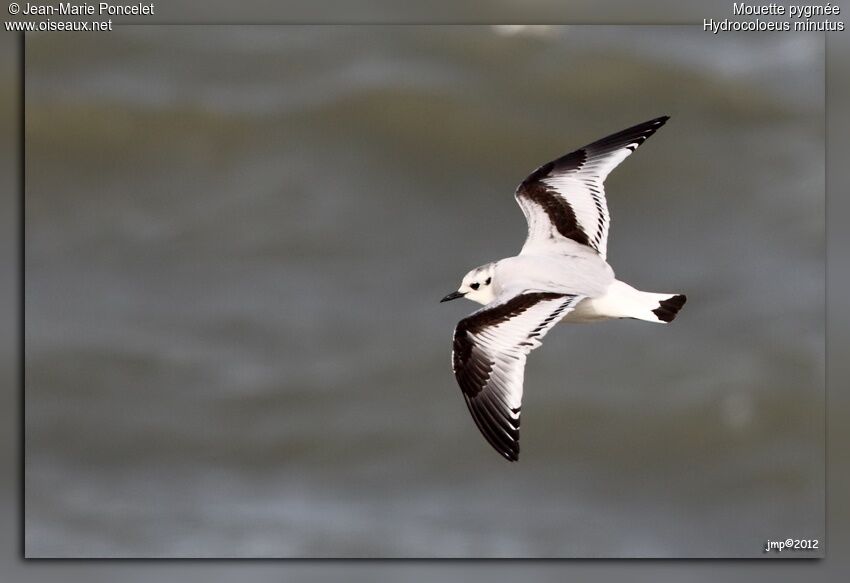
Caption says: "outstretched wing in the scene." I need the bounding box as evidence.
[452,292,582,461]
[515,116,669,259]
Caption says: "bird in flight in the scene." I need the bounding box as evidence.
[441,116,686,462]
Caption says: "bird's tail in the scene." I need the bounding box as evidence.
[626,291,687,323]
[593,281,687,324]
[645,292,687,323]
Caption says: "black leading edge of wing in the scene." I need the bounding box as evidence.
[516,116,669,256]
[452,292,580,461]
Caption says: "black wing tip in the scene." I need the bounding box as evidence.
[640,115,670,129]
[636,114,670,134]
[595,115,670,151]
[493,436,520,462]
[465,396,522,462]
[519,115,670,186]
[641,114,670,135]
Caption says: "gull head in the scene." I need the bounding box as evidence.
[441,263,497,306]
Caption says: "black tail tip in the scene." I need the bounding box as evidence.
[653,294,687,323]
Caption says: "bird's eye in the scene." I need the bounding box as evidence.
[485,277,491,285]
[470,283,480,290]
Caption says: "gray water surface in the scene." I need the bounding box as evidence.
[25,26,824,557]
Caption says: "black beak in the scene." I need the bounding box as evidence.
[440,291,465,303]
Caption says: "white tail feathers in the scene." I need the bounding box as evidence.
[567,281,686,324]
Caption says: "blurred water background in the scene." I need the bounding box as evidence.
[23,26,823,557]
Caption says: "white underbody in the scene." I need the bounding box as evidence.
[458,240,676,325]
